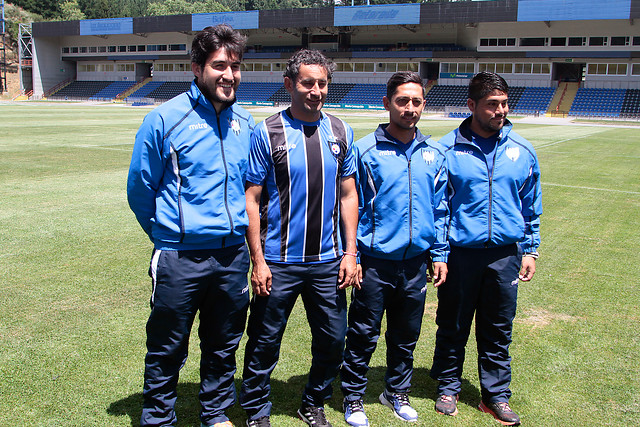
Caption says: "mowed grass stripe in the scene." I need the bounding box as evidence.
[543,182,640,195]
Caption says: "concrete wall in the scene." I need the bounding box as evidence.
[32,37,75,97]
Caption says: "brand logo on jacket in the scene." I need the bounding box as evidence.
[378,150,395,156]
[188,122,209,130]
[422,150,435,164]
[331,142,341,156]
[506,146,520,162]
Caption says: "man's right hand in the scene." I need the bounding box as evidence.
[251,259,272,296]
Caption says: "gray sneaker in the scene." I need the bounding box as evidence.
[435,394,459,416]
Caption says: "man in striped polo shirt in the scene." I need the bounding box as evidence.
[239,49,359,427]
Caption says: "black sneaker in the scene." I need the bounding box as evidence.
[298,405,332,427]
[478,401,521,425]
[246,416,271,427]
[435,394,459,416]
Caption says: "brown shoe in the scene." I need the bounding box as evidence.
[434,394,459,416]
[478,401,521,425]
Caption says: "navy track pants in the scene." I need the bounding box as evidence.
[141,244,250,426]
[239,259,347,420]
[341,252,429,401]
[430,244,521,403]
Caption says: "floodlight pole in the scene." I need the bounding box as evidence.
[1,0,7,93]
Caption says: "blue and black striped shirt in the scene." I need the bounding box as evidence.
[247,108,356,263]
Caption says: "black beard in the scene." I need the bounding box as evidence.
[212,97,236,110]
[197,79,236,109]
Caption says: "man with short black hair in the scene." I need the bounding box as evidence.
[340,71,448,427]
[239,49,359,427]
[128,24,254,427]
[431,71,542,426]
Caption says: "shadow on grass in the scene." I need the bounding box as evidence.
[107,373,310,426]
[108,367,480,426]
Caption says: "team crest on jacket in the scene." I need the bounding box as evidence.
[506,146,520,162]
[422,149,435,164]
[331,141,341,157]
[229,118,241,135]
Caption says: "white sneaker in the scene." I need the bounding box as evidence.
[343,399,369,427]
[379,391,418,422]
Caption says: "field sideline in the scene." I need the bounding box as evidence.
[1,103,639,426]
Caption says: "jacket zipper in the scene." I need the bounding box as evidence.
[485,144,498,247]
[217,112,233,246]
[402,151,413,260]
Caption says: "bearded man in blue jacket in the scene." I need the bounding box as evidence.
[340,71,449,427]
[127,25,255,427]
[431,72,542,426]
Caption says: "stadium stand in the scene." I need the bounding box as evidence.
[340,84,386,106]
[49,81,113,100]
[236,82,282,103]
[510,87,555,115]
[569,88,626,117]
[424,85,468,108]
[126,81,164,101]
[425,85,554,115]
[621,89,640,118]
[145,82,191,101]
[327,83,357,103]
[89,81,136,101]
[123,81,376,106]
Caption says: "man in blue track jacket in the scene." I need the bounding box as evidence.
[431,72,542,426]
[340,72,449,427]
[127,25,255,427]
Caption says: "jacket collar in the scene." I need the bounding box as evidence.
[375,124,431,147]
[455,115,513,146]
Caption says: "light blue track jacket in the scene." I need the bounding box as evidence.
[439,117,542,253]
[355,125,449,262]
[127,80,255,250]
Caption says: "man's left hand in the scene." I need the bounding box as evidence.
[431,261,447,287]
[519,256,536,281]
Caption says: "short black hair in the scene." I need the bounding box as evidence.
[190,24,247,68]
[283,49,336,81]
[386,71,424,99]
[468,71,509,102]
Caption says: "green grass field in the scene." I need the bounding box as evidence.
[1,103,639,426]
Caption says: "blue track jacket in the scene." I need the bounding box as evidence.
[127,80,255,250]
[354,125,449,262]
[439,117,542,253]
